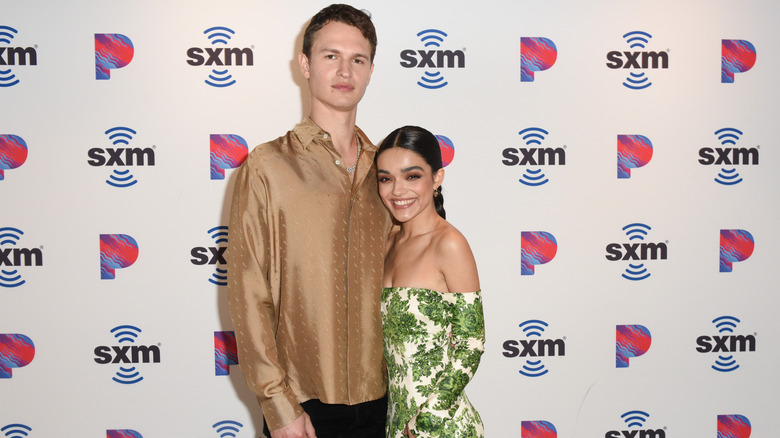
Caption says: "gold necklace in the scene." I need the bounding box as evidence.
[346,131,361,173]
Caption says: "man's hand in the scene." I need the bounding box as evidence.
[270,413,316,438]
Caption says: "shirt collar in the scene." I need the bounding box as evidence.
[293,117,376,152]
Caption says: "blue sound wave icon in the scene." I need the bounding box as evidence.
[714,128,745,186]
[712,316,741,372]
[621,410,650,428]
[104,127,139,188]
[106,127,136,146]
[0,227,25,288]
[416,29,448,89]
[518,128,550,186]
[621,223,652,280]
[1,423,32,438]
[204,27,237,88]
[0,26,20,87]
[213,420,243,438]
[111,325,144,384]
[208,226,228,286]
[518,319,549,377]
[107,169,138,188]
[622,31,653,90]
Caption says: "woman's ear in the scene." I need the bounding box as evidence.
[433,168,445,190]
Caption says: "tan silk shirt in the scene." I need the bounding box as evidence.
[227,118,392,431]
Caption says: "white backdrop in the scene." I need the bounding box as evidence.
[1,0,778,437]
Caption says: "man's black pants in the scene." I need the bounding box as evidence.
[263,396,387,438]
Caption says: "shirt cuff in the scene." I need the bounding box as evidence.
[259,386,305,431]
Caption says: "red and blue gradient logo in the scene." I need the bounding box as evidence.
[95,34,134,80]
[718,415,751,438]
[0,135,28,181]
[0,333,35,378]
[100,234,139,280]
[522,420,557,438]
[720,229,754,273]
[214,331,238,376]
[616,325,651,368]
[521,37,557,82]
[521,232,557,275]
[436,135,454,167]
[722,40,756,84]
[107,430,142,438]
[210,134,248,180]
[617,135,652,179]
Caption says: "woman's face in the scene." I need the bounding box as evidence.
[376,147,443,224]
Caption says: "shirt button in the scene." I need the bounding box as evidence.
[323,134,329,139]
[335,160,341,165]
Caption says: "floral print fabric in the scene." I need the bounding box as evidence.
[381,287,485,438]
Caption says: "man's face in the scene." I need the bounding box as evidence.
[299,21,374,113]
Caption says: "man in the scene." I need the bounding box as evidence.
[227,4,392,438]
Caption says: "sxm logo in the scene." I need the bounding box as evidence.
[718,415,751,438]
[521,37,557,82]
[213,420,244,438]
[606,224,667,281]
[617,135,652,179]
[107,430,143,438]
[522,420,557,438]
[0,333,35,378]
[187,27,254,87]
[88,127,156,188]
[0,134,28,181]
[94,325,161,384]
[503,320,565,377]
[215,331,238,376]
[696,316,755,372]
[521,232,557,275]
[503,128,566,186]
[606,31,668,90]
[606,410,666,438]
[2,424,33,438]
[616,324,651,368]
[699,128,759,186]
[0,227,43,288]
[192,226,228,285]
[95,34,134,80]
[400,29,465,89]
[0,25,38,87]
[720,229,754,273]
[100,234,139,280]
[722,40,756,84]
[211,134,248,180]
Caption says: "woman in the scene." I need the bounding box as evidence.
[375,126,485,438]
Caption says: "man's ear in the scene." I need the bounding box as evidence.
[298,52,311,79]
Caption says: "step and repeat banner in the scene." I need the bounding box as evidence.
[2,0,778,437]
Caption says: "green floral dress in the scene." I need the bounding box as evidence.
[381,287,485,438]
